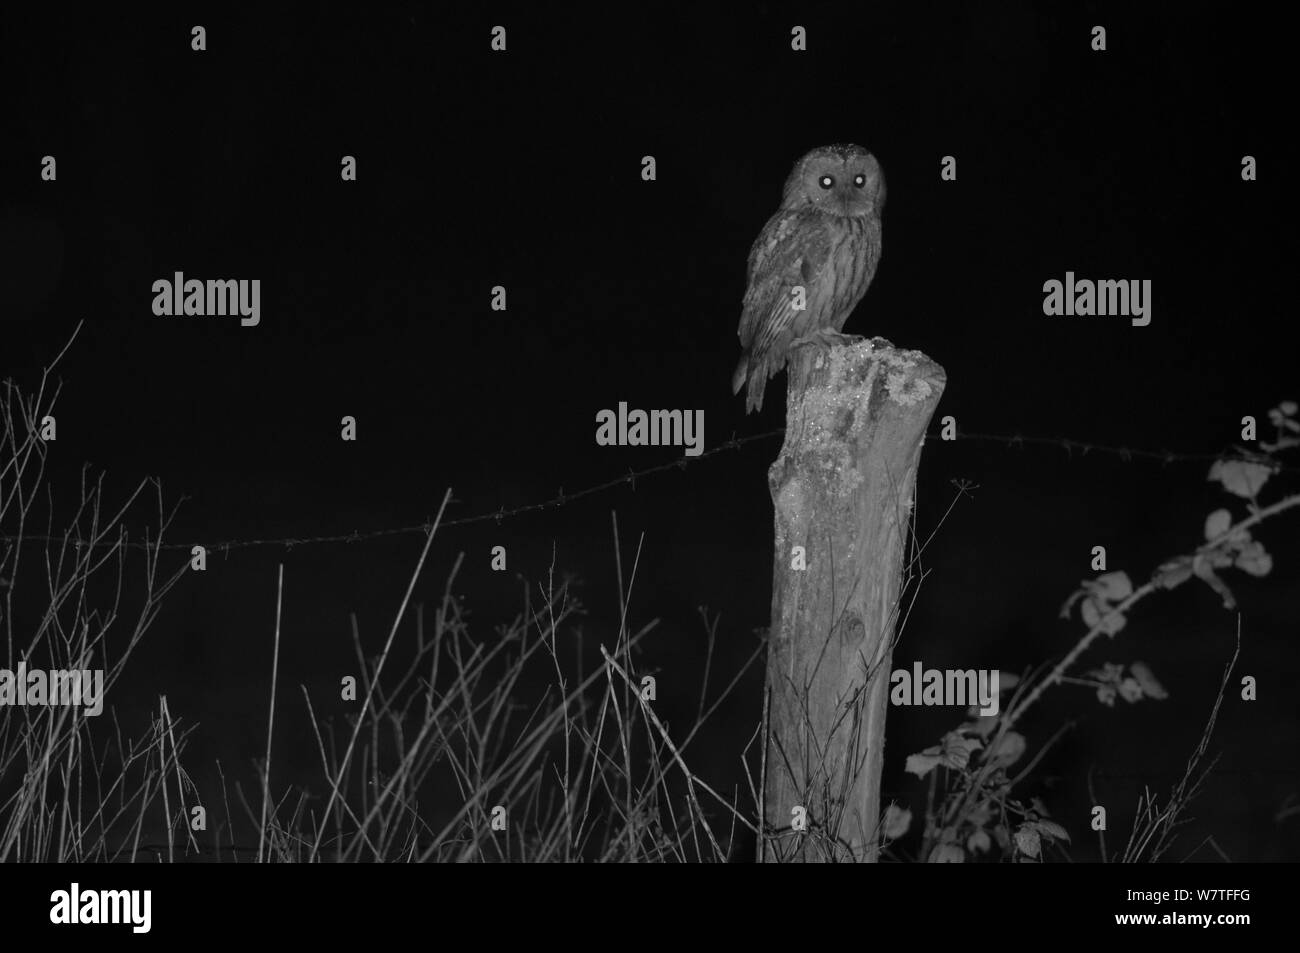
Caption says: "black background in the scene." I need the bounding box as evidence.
[1,5,1295,862]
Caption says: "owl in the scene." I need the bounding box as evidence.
[732,143,885,413]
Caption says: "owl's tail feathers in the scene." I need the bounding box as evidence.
[732,351,768,414]
[731,353,749,397]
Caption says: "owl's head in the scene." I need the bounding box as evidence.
[781,143,885,217]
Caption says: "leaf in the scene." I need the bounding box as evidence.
[1059,587,1087,620]
[1204,546,1236,568]
[939,733,983,770]
[1096,684,1117,707]
[1192,554,1237,609]
[1208,459,1271,499]
[1081,596,1126,635]
[1129,661,1168,700]
[987,731,1027,768]
[1154,557,1193,590]
[992,825,1011,851]
[1093,571,1133,601]
[1081,597,1101,628]
[882,804,912,840]
[1234,541,1273,577]
[1204,509,1232,541]
[904,750,943,778]
[905,736,982,778]
[1118,677,1143,703]
[1100,609,1127,636]
[967,829,992,855]
[1014,826,1042,859]
[1087,662,1124,683]
[1029,819,1071,842]
[929,843,965,863]
[1270,404,1300,433]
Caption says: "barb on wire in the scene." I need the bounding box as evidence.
[957,432,1296,473]
[0,428,785,552]
[0,427,1292,554]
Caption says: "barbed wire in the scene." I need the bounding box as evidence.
[955,431,1293,470]
[0,428,1292,554]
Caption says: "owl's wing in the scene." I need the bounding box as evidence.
[737,208,833,353]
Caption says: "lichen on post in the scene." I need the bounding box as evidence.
[762,337,946,862]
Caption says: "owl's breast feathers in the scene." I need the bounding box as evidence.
[732,208,881,413]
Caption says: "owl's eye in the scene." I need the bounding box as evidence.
[853,173,867,188]
[818,175,834,190]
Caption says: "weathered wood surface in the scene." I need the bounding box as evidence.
[763,338,946,862]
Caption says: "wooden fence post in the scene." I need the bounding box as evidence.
[762,338,946,862]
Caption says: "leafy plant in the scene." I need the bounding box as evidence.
[901,401,1298,862]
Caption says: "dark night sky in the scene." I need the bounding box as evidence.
[1,6,1295,860]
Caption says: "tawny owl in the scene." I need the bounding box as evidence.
[732,143,885,413]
